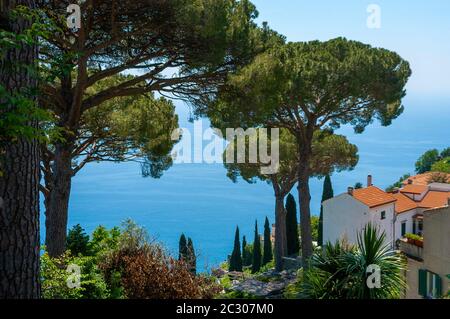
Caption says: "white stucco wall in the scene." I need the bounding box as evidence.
[323,194,370,245]
[323,194,397,247]
[395,209,419,240]
[367,203,396,247]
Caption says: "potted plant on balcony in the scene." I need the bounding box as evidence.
[405,233,415,244]
[414,236,424,248]
[405,233,423,247]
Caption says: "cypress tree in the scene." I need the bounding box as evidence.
[229,226,242,272]
[187,237,197,275]
[252,221,262,273]
[285,194,300,256]
[319,175,334,247]
[263,217,273,265]
[178,234,188,261]
[242,235,249,267]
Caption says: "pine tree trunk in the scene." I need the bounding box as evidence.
[45,143,73,257]
[298,156,313,267]
[0,0,40,299]
[274,195,287,272]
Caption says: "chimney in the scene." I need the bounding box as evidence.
[348,187,354,196]
[408,179,413,185]
[367,175,373,187]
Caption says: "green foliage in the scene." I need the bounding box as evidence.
[387,147,449,190]
[319,175,334,247]
[415,147,450,174]
[220,261,230,271]
[219,275,232,290]
[66,224,90,256]
[431,157,450,174]
[41,224,128,299]
[252,221,262,273]
[208,37,408,261]
[0,6,57,145]
[40,252,84,299]
[258,259,276,274]
[263,217,273,265]
[297,224,406,299]
[223,129,358,185]
[221,127,357,268]
[40,252,110,299]
[416,149,440,174]
[37,0,283,176]
[354,182,363,189]
[76,76,180,178]
[229,227,243,272]
[88,226,121,257]
[241,236,249,267]
[441,148,450,159]
[285,194,300,256]
[386,173,411,192]
[42,220,219,299]
[405,233,423,241]
[117,219,149,252]
[208,38,411,134]
[242,241,253,267]
[310,216,319,243]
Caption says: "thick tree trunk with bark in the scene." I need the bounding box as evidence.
[0,0,40,298]
[297,142,314,267]
[274,195,287,272]
[45,143,73,257]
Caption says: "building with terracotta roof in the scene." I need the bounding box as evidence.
[323,174,450,249]
[402,172,450,186]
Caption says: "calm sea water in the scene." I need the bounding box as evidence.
[39,95,450,272]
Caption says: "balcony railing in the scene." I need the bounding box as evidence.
[398,238,423,261]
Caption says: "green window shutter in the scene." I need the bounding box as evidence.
[418,269,427,297]
[434,275,442,298]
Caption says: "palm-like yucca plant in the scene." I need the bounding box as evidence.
[342,223,406,299]
[299,223,406,299]
[299,240,356,299]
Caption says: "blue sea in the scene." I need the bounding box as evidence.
[39,94,450,272]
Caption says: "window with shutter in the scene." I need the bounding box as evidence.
[418,269,427,297]
[434,275,442,298]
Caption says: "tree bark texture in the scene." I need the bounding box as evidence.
[0,0,41,299]
[45,143,73,257]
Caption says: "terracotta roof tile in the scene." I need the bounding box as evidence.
[400,184,428,195]
[402,173,450,186]
[392,192,418,214]
[352,186,396,208]
[418,191,450,209]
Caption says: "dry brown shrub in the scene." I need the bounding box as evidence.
[428,172,450,184]
[100,243,221,299]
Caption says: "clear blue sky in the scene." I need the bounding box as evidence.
[252,0,450,98]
